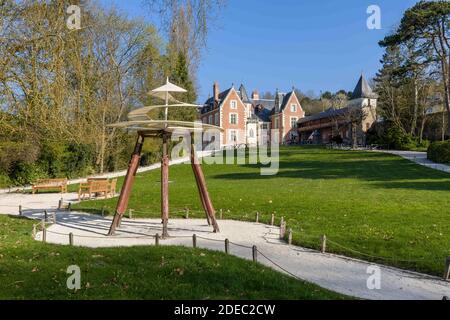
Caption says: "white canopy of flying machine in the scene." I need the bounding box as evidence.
[110,79,222,133]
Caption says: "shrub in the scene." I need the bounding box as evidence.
[0,173,11,188]
[367,123,429,151]
[417,139,430,150]
[61,143,94,178]
[331,135,343,144]
[8,162,46,186]
[384,127,415,150]
[428,140,450,165]
[38,142,65,177]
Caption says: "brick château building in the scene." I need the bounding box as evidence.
[200,75,377,147]
[200,82,305,147]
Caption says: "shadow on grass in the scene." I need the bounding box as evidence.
[73,207,113,216]
[212,154,450,189]
[371,180,450,191]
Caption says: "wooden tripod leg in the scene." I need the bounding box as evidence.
[108,135,144,236]
[190,144,220,233]
[161,133,170,238]
[191,152,211,226]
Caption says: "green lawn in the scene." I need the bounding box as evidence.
[0,215,346,300]
[74,146,450,276]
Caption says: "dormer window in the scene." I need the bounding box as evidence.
[291,104,297,112]
[231,100,237,109]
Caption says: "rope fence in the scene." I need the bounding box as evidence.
[20,200,450,281]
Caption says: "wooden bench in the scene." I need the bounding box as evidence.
[78,178,118,201]
[32,179,68,194]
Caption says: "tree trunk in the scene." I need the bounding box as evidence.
[419,115,426,144]
[447,49,450,137]
[161,133,170,238]
[444,112,447,142]
[352,123,357,149]
[411,78,419,136]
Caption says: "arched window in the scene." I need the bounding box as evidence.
[249,128,254,138]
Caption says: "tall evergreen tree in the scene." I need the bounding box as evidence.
[379,0,450,137]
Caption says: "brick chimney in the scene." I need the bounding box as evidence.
[213,81,220,104]
[252,90,259,100]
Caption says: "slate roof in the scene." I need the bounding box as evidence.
[351,75,377,99]
[252,105,272,122]
[298,76,377,125]
[238,84,252,103]
[298,107,349,124]
[279,91,294,112]
[201,83,297,120]
[253,99,275,110]
[201,88,232,114]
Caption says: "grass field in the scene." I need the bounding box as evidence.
[0,215,346,300]
[73,146,450,276]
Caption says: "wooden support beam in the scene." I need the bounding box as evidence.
[161,133,170,238]
[190,147,211,226]
[190,143,220,233]
[108,134,144,236]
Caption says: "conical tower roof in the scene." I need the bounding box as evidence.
[351,75,377,100]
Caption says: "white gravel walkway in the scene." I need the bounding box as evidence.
[12,206,449,300]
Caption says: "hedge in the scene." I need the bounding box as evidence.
[427,140,450,165]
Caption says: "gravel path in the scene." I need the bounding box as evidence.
[10,204,448,300]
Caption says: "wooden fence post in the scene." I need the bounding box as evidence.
[321,235,327,253]
[225,239,229,254]
[270,213,275,226]
[68,203,71,212]
[44,210,48,222]
[42,228,46,243]
[255,212,259,223]
[19,205,22,216]
[58,199,63,210]
[252,245,257,262]
[155,233,160,246]
[101,207,105,217]
[288,228,293,245]
[280,222,287,239]
[444,257,450,281]
[69,233,74,246]
[193,234,197,248]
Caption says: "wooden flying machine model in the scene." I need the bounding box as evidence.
[107,78,222,238]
